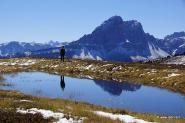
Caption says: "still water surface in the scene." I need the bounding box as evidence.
[1,72,185,117]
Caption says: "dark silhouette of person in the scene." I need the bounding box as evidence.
[60,46,65,62]
[60,75,65,91]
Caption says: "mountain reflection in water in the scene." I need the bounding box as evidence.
[2,72,185,117]
[59,76,141,95]
[94,80,141,96]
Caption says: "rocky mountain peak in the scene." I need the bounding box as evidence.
[92,16,123,33]
[104,15,123,24]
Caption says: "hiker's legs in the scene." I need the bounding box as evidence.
[62,55,64,62]
[60,55,62,61]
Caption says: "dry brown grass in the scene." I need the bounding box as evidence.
[0,109,54,123]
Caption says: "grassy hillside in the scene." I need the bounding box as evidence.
[0,58,185,122]
[0,58,185,95]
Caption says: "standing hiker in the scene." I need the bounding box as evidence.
[60,46,65,62]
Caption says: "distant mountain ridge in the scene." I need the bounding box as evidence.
[0,40,67,58]
[0,16,185,62]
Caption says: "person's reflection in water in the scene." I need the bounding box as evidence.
[60,76,65,91]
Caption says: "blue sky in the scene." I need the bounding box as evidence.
[0,0,185,43]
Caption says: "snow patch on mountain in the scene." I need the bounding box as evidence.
[178,36,185,40]
[179,43,185,48]
[96,56,102,60]
[73,49,102,60]
[125,39,130,43]
[130,56,147,62]
[172,49,178,56]
[165,55,185,65]
[148,43,169,59]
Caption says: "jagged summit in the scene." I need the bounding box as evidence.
[93,16,143,34]
[93,16,123,34]
[103,16,123,24]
